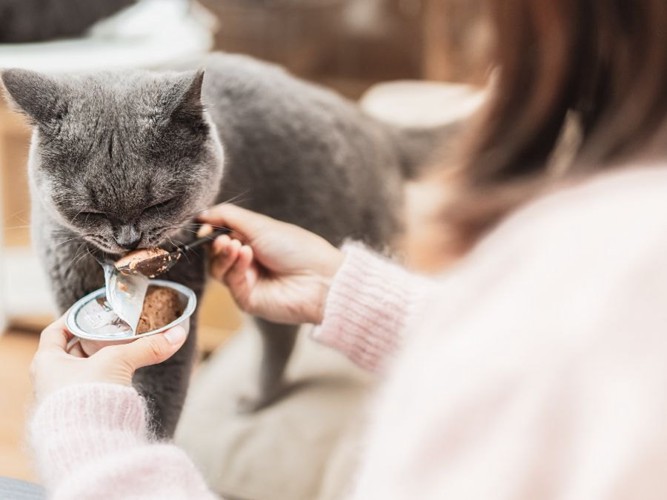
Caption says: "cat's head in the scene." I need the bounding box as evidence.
[1,68,224,255]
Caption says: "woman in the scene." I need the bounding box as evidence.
[28,0,667,498]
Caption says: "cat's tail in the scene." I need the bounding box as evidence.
[390,121,464,180]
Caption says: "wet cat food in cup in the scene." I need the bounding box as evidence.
[137,286,183,333]
[66,279,196,355]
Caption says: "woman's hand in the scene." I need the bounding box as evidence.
[31,315,187,402]
[198,204,344,325]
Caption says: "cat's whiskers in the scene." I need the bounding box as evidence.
[4,208,30,224]
[201,223,231,231]
[53,235,85,249]
[83,245,105,269]
[172,193,251,228]
[69,242,92,269]
[164,234,186,262]
[141,198,244,249]
[151,225,177,241]
[219,189,252,207]
[148,224,220,266]
[82,234,117,255]
[157,225,199,237]
[78,247,99,268]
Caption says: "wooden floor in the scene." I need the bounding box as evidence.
[0,329,38,482]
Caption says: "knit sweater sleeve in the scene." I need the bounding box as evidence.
[312,243,436,372]
[29,383,217,499]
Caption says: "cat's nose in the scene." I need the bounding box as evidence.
[114,226,142,251]
[119,238,141,251]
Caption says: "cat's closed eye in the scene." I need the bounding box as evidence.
[76,211,106,222]
[144,197,177,215]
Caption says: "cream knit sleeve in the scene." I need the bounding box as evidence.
[312,243,436,372]
[29,383,217,499]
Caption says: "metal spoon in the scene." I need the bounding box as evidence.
[115,227,231,278]
[102,261,149,334]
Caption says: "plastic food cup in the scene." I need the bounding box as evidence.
[66,279,196,356]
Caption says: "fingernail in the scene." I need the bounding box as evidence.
[197,223,214,238]
[164,325,187,345]
[199,209,209,216]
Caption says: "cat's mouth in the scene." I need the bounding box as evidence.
[81,235,128,257]
[83,225,190,257]
[84,239,145,257]
[81,235,154,257]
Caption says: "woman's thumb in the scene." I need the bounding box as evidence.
[110,326,188,370]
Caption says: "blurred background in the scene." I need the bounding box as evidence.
[0,0,489,490]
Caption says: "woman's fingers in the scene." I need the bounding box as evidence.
[198,204,271,241]
[239,246,259,290]
[208,233,258,311]
[66,339,87,358]
[224,245,256,308]
[210,234,242,282]
[99,325,188,371]
[38,315,74,353]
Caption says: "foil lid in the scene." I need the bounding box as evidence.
[75,296,132,337]
[102,262,149,334]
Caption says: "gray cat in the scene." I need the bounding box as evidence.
[1,53,447,437]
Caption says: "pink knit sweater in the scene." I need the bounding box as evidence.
[30,167,667,499]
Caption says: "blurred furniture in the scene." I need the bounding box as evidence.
[0,0,242,350]
[0,0,135,43]
[422,0,490,84]
[360,79,484,127]
[0,101,42,329]
[202,0,490,99]
[0,0,215,72]
[201,0,345,77]
[202,0,425,99]
[361,79,486,272]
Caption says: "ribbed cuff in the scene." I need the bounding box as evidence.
[29,383,148,489]
[313,243,433,372]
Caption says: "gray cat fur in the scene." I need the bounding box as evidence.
[1,53,451,437]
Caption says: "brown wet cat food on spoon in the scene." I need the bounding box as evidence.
[115,248,175,278]
[115,228,230,278]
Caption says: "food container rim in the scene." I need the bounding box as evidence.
[65,279,197,342]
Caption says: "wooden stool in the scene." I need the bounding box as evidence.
[360,80,487,272]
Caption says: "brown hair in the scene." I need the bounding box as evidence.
[444,0,667,251]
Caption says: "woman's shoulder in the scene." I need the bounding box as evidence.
[476,166,667,260]
[429,165,667,312]
[535,165,667,219]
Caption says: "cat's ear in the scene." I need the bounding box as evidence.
[1,69,67,125]
[167,70,206,128]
